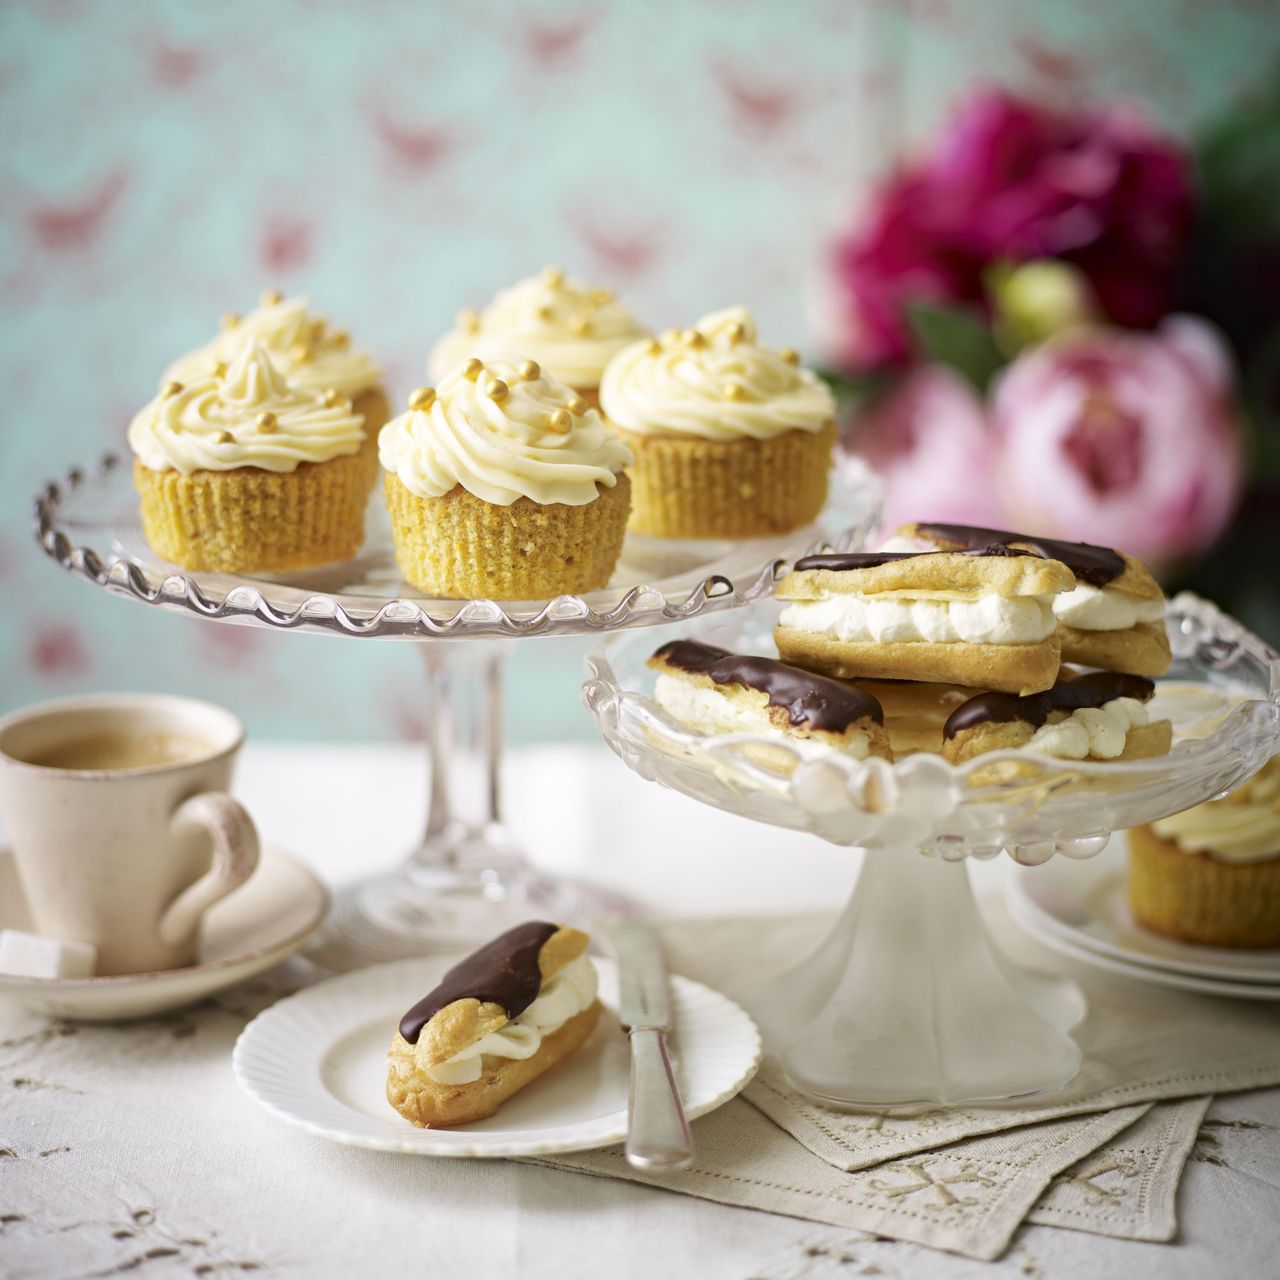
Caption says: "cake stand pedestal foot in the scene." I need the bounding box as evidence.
[308,640,636,971]
[738,843,1085,1109]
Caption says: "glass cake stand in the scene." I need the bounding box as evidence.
[582,593,1280,1107]
[33,452,881,967]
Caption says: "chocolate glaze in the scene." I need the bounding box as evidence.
[398,920,559,1045]
[943,672,1156,740]
[914,522,1125,587]
[793,545,1035,573]
[652,639,884,730]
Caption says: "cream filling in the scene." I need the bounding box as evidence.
[1053,583,1165,631]
[1024,696,1149,760]
[425,954,598,1085]
[654,674,868,759]
[1151,759,1280,864]
[778,592,1057,646]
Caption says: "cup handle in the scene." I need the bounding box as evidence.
[158,792,261,948]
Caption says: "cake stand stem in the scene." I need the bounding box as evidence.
[309,639,635,970]
[738,843,1086,1108]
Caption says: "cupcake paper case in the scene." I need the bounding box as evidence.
[130,339,369,573]
[380,356,634,599]
[165,290,388,490]
[1128,757,1280,948]
[427,266,647,403]
[599,307,837,538]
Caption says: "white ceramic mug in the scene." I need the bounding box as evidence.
[0,693,260,976]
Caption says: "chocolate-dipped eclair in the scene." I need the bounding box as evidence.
[942,671,1172,765]
[774,545,1074,695]
[648,640,891,764]
[387,922,601,1127]
[896,523,1171,678]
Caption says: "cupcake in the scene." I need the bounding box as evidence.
[427,266,646,409]
[164,290,386,489]
[599,307,837,538]
[130,339,368,573]
[1128,757,1280,948]
[379,356,634,599]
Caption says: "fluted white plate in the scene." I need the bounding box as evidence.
[232,955,761,1157]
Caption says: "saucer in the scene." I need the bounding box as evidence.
[233,955,761,1158]
[0,847,329,1020]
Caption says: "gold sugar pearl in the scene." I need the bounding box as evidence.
[548,408,573,434]
[408,386,437,411]
[216,430,235,444]
[517,359,541,381]
[212,360,228,378]
[587,287,614,305]
[541,266,564,287]
[726,322,746,344]
[483,376,509,401]
[778,347,800,366]
[458,307,481,334]
[644,338,661,356]
[161,380,183,398]
[329,329,349,350]
[567,395,589,415]
[535,305,554,322]
[683,329,707,348]
[569,315,590,335]
[220,312,241,331]
[290,342,312,363]
[462,357,485,381]
[723,383,746,401]
[322,388,342,407]
[261,289,283,307]
[256,411,278,433]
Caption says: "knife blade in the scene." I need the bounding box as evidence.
[614,919,693,1170]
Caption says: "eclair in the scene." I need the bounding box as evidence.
[648,639,891,764]
[894,523,1171,677]
[942,671,1172,765]
[387,922,601,1127]
[774,548,1075,695]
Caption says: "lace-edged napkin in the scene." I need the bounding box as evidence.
[531,909,1277,1260]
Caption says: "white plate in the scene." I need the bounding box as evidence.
[0,847,329,1020]
[1008,892,1280,1000]
[232,955,761,1157]
[1009,834,1280,985]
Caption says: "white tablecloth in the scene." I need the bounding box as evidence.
[3,742,1277,1279]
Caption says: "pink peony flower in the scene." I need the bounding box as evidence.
[993,317,1244,568]
[843,365,1006,536]
[829,90,1194,370]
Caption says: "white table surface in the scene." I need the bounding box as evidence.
[2,741,1277,1280]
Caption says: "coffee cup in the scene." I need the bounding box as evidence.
[0,693,260,976]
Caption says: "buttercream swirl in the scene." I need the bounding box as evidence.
[379,357,634,506]
[130,340,366,474]
[599,307,835,442]
[1152,757,1280,864]
[164,295,381,399]
[427,267,646,389]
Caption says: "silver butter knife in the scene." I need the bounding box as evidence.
[615,919,693,1170]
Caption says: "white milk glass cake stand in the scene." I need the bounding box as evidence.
[33,453,880,967]
[582,594,1280,1108]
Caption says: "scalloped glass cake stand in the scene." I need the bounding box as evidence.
[582,593,1280,1108]
[33,452,881,967]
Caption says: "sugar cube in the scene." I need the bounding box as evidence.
[0,929,97,979]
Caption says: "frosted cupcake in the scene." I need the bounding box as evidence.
[380,357,633,599]
[599,307,837,538]
[164,291,386,488]
[427,267,646,409]
[1128,757,1280,948]
[130,340,368,572]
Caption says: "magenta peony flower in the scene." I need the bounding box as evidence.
[993,317,1244,568]
[843,365,1006,536]
[829,90,1194,370]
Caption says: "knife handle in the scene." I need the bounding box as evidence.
[625,1027,693,1170]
